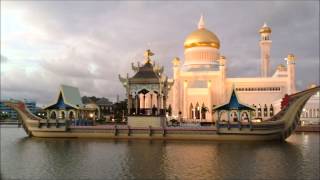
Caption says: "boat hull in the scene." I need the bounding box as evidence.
[29,127,283,141]
[4,86,319,141]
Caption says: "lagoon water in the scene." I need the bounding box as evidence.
[1,126,319,180]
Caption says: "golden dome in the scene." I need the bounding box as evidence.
[259,22,272,34]
[184,28,220,49]
[286,53,295,62]
[277,64,286,71]
[184,15,220,49]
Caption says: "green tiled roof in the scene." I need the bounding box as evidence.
[60,85,84,108]
[44,84,84,109]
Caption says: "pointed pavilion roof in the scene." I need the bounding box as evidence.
[44,84,84,110]
[131,61,160,80]
[128,50,161,84]
[213,87,255,111]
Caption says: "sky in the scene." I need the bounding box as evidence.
[1,1,319,107]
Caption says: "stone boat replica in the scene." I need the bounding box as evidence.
[4,86,319,141]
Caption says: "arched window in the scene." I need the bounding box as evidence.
[61,111,65,119]
[263,104,268,117]
[309,109,313,118]
[231,111,238,122]
[50,111,57,119]
[258,104,262,118]
[69,111,74,120]
[252,104,256,117]
[269,104,274,116]
[168,104,172,116]
[201,103,207,120]
[195,103,200,120]
[189,103,194,119]
[241,112,249,121]
[220,111,228,122]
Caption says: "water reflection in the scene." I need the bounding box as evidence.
[1,128,319,180]
[163,141,219,179]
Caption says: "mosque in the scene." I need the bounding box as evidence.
[167,16,297,122]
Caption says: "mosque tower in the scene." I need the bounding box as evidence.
[172,57,181,115]
[286,54,296,94]
[259,23,272,77]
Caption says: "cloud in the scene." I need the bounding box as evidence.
[1,1,319,106]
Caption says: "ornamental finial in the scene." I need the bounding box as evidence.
[198,14,205,29]
[144,49,154,63]
[263,22,268,28]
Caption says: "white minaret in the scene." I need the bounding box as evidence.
[286,54,296,94]
[259,22,272,77]
[219,56,227,103]
[172,57,181,116]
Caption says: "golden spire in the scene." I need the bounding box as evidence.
[144,49,154,64]
[172,57,180,66]
[219,55,226,66]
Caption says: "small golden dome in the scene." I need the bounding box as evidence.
[184,28,220,49]
[259,22,272,34]
[287,53,295,61]
[277,64,286,71]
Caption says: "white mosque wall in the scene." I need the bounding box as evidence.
[300,92,320,125]
[226,77,288,106]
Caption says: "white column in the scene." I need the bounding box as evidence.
[135,95,138,114]
[151,92,156,108]
[157,94,160,113]
[219,56,226,104]
[160,94,163,109]
[208,80,212,121]
[150,93,153,108]
[140,94,145,109]
[183,80,188,119]
[128,94,132,114]
[144,93,149,109]
[172,57,180,116]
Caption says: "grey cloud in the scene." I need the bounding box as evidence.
[1,1,319,105]
[1,55,8,64]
